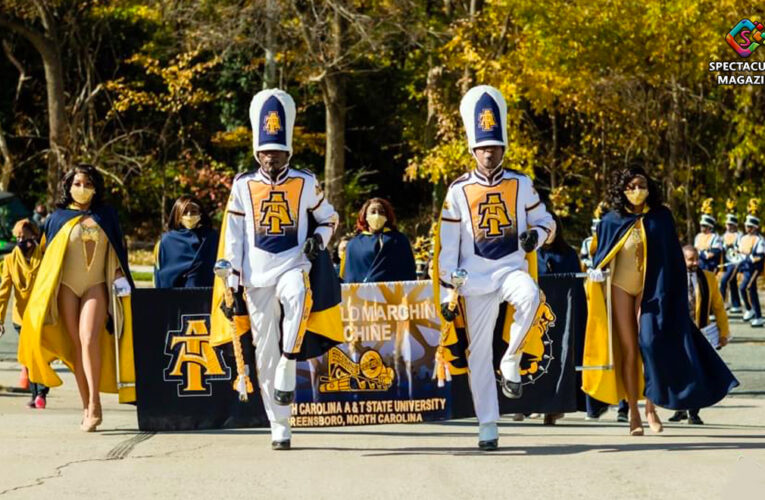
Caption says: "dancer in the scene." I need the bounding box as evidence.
[18,165,135,431]
[583,166,738,436]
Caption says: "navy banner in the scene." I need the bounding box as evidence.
[132,277,580,431]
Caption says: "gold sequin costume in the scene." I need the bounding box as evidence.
[611,219,645,297]
[60,221,109,297]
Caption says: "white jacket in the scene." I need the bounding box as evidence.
[224,167,338,288]
[437,168,555,298]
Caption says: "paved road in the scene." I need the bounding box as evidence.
[1,299,764,499]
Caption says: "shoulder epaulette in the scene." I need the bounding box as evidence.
[233,169,256,182]
[449,172,471,188]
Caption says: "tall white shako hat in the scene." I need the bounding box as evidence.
[699,198,716,228]
[460,85,508,157]
[746,198,761,228]
[249,88,296,164]
[725,198,738,226]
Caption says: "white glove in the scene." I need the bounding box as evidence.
[226,274,239,290]
[113,276,131,297]
[587,268,606,283]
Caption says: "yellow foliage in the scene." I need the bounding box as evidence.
[106,49,220,118]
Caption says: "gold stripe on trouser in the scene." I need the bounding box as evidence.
[747,270,760,289]
[508,298,544,356]
[289,271,313,355]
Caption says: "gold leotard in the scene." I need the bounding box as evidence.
[60,220,109,297]
[611,220,645,297]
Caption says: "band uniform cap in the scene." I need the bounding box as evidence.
[249,89,296,159]
[460,85,508,150]
[699,214,716,227]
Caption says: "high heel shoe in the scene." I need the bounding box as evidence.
[81,406,102,432]
[92,406,103,426]
[629,417,644,436]
[80,415,99,432]
[646,410,663,433]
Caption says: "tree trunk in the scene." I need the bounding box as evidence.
[41,42,68,208]
[549,109,558,192]
[666,76,680,216]
[263,0,278,89]
[0,124,13,190]
[0,16,69,208]
[460,0,483,93]
[322,73,346,229]
[426,57,441,219]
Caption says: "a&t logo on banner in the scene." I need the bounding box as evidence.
[727,19,764,58]
[164,314,231,397]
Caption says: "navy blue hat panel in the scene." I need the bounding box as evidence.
[473,92,503,144]
[259,95,287,147]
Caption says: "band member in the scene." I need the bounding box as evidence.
[18,165,135,432]
[738,199,765,327]
[0,219,48,408]
[435,85,556,450]
[669,246,730,425]
[340,197,417,283]
[154,195,219,288]
[210,89,342,450]
[694,199,723,273]
[720,200,742,312]
[583,166,738,436]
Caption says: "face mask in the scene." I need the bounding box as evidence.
[624,188,648,206]
[367,213,387,231]
[17,239,35,252]
[181,215,201,229]
[71,185,95,205]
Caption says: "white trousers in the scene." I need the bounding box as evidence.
[245,267,310,440]
[463,270,540,424]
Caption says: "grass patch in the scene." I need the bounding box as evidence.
[132,271,153,283]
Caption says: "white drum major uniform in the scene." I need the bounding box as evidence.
[436,85,555,450]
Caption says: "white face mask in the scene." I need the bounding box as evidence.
[367,213,387,232]
[181,215,201,229]
[71,185,95,205]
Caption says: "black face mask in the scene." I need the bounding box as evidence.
[17,239,36,252]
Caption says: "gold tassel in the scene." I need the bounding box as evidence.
[225,289,254,401]
[432,345,451,388]
[726,198,737,213]
[748,198,761,216]
[433,287,461,387]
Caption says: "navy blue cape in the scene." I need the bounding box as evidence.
[45,206,134,289]
[538,244,581,275]
[594,206,738,409]
[155,227,219,288]
[343,230,417,283]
